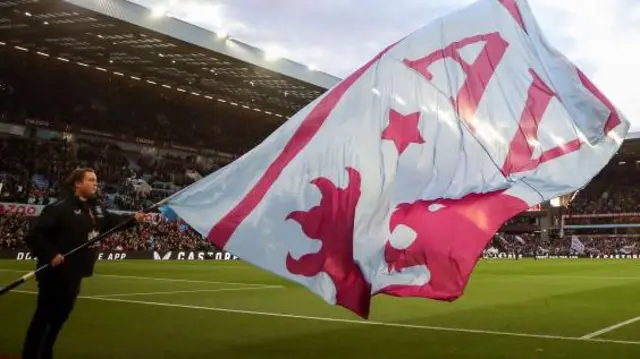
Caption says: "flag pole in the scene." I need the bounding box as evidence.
[0,187,188,297]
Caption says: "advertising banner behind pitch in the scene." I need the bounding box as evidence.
[152,251,239,261]
[0,250,239,261]
[1,250,149,261]
[0,202,42,216]
[0,202,157,218]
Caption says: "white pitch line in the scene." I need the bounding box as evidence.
[96,273,282,288]
[482,274,640,281]
[9,290,640,346]
[105,263,246,270]
[580,316,640,339]
[89,286,281,298]
[0,269,281,288]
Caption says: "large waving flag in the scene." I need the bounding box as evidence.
[163,0,629,318]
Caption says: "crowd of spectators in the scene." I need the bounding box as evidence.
[565,157,640,215]
[576,236,639,256]
[0,215,28,250]
[485,233,640,257]
[0,214,214,252]
[567,184,640,215]
[94,218,215,252]
[0,135,220,210]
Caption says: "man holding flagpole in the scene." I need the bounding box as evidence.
[21,168,145,359]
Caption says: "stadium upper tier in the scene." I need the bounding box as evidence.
[1,0,638,142]
[0,0,339,119]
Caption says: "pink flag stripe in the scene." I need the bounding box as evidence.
[498,0,527,32]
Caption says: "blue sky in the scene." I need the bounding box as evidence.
[130,0,640,130]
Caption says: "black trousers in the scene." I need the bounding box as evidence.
[22,274,82,359]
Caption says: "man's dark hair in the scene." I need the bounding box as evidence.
[64,168,95,189]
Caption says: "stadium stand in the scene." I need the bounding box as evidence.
[0,215,213,252]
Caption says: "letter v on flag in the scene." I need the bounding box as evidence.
[163,0,629,318]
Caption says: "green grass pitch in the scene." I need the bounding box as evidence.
[1,259,639,358]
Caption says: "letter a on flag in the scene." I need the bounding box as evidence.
[163,0,629,318]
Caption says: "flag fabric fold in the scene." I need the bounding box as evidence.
[163,0,629,318]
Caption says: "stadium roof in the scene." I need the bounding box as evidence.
[0,0,637,141]
[0,0,341,119]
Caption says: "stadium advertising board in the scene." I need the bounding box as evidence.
[0,202,160,219]
[1,251,149,261]
[0,202,41,216]
[560,213,640,237]
[561,213,640,229]
[0,250,239,261]
[3,250,634,261]
[152,251,239,261]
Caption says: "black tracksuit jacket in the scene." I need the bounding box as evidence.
[24,195,134,280]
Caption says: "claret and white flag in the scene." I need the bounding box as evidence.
[164,0,629,318]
